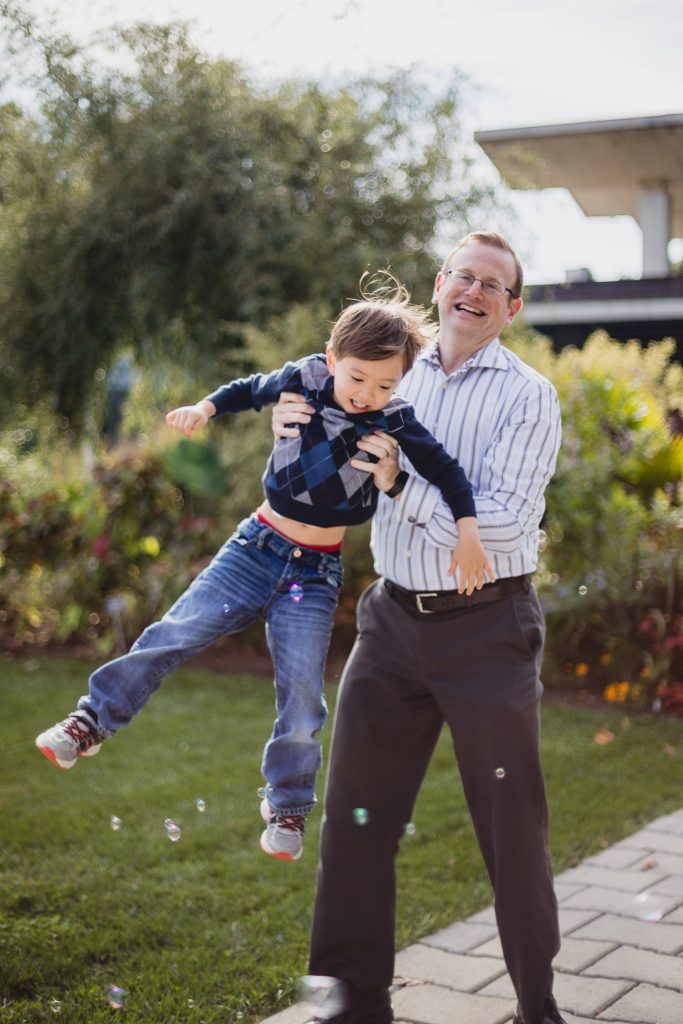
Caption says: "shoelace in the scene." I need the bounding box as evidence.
[274,814,305,834]
[63,715,98,751]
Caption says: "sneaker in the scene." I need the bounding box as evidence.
[259,796,305,861]
[35,710,103,770]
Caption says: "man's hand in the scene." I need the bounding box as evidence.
[166,400,215,438]
[447,518,496,595]
[350,432,400,492]
[272,392,315,438]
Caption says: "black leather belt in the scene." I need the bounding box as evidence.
[383,575,531,615]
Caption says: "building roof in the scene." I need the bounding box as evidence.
[475,113,683,235]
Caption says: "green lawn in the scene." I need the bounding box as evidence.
[2,654,683,1023]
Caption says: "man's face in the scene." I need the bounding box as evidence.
[432,240,522,346]
[326,350,404,414]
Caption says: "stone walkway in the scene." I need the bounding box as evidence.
[262,808,683,1024]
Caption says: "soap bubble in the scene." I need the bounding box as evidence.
[164,818,181,842]
[106,985,126,1009]
[110,815,122,831]
[196,798,206,813]
[223,603,230,613]
[632,892,668,922]
[495,767,506,779]
[352,807,369,826]
[289,582,304,603]
[49,998,62,1013]
[257,786,267,799]
[403,822,417,836]
[578,585,588,596]
[299,976,346,1020]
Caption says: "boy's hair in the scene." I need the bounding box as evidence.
[329,272,435,374]
[441,231,524,299]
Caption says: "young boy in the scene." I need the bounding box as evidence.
[36,284,493,862]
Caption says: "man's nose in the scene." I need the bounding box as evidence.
[464,276,484,295]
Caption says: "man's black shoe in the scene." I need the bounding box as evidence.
[512,994,567,1024]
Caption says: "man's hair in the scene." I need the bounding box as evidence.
[329,272,435,374]
[441,231,524,299]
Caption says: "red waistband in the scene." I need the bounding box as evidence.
[256,510,343,552]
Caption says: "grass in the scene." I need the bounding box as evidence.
[1,654,683,1023]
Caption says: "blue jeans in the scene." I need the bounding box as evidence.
[79,515,343,815]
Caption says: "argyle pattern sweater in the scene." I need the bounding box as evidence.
[204,353,476,528]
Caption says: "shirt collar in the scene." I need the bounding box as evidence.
[419,337,508,375]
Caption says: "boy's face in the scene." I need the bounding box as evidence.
[326,350,404,414]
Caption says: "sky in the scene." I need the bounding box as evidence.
[26,0,683,283]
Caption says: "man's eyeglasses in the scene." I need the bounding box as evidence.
[445,269,518,299]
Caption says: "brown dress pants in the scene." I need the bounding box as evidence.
[309,579,560,1024]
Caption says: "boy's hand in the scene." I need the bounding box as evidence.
[166,401,215,438]
[350,431,399,491]
[272,392,315,438]
[447,518,495,595]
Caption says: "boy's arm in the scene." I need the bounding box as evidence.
[166,363,304,438]
[203,361,301,418]
[393,410,476,523]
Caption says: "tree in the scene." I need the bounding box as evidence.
[0,6,496,430]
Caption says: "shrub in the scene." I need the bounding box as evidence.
[507,330,683,711]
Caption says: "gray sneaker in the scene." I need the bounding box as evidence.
[259,797,305,861]
[35,710,103,769]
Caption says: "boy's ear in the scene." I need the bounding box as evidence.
[325,346,337,374]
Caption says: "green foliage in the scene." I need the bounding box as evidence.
[0,446,223,652]
[0,9,493,430]
[162,438,227,498]
[507,331,683,710]
[1,657,682,1021]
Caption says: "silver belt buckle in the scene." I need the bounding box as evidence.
[415,592,438,614]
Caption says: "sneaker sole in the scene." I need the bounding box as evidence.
[35,741,76,770]
[259,834,303,862]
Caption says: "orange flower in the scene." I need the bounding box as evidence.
[599,653,612,666]
[603,682,630,703]
[575,662,590,677]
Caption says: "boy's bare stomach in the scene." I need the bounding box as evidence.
[257,500,347,548]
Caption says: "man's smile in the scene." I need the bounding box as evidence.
[454,302,486,317]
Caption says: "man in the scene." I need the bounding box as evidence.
[273,232,564,1024]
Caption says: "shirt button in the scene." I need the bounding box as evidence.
[407,516,416,524]
[292,548,302,558]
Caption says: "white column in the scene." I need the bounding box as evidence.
[638,186,671,277]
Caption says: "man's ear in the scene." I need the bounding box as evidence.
[506,296,523,326]
[431,273,444,304]
[325,346,336,374]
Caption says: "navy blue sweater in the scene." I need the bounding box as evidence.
[205,353,476,528]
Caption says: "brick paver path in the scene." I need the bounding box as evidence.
[261,808,683,1024]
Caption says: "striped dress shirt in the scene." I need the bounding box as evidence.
[371,338,562,590]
